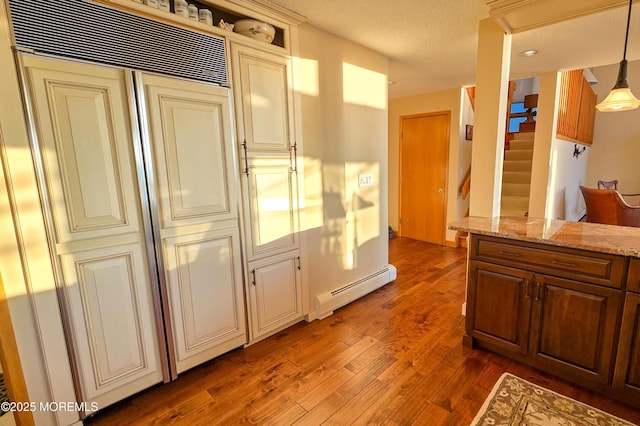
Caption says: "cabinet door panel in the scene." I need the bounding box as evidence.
[163,229,246,373]
[248,251,302,339]
[139,73,246,374]
[142,73,236,228]
[613,293,640,397]
[231,43,292,153]
[243,158,298,260]
[530,275,620,384]
[23,56,163,408]
[467,261,532,355]
[61,245,160,401]
[26,57,142,242]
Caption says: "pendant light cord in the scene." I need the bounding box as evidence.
[624,0,633,60]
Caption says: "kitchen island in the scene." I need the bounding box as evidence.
[449,216,640,409]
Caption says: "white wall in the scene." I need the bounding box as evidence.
[297,24,390,300]
[388,88,469,243]
[588,61,640,196]
[546,139,589,220]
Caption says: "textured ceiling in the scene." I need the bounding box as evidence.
[265,0,640,98]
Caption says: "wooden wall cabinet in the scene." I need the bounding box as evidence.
[466,235,629,399]
[557,69,597,146]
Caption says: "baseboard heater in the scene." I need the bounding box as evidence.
[314,264,397,319]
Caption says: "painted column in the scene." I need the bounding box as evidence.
[469,18,511,217]
[529,71,560,218]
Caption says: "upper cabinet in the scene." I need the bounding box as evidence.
[556,69,596,146]
[230,42,295,153]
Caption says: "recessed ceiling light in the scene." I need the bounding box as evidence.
[388,80,397,85]
[520,49,538,57]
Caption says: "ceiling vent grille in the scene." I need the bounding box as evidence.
[8,0,228,86]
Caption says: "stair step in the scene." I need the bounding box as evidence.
[513,132,535,141]
[501,208,528,217]
[501,195,529,213]
[505,149,533,161]
[502,171,532,184]
[509,139,534,150]
[503,160,532,172]
[502,183,531,196]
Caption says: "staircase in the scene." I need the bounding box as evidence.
[501,132,534,216]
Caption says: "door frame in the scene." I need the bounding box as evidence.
[398,111,451,245]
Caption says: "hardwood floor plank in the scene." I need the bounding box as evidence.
[295,367,354,411]
[292,392,346,425]
[326,379,390,425]
[85,238,640,426]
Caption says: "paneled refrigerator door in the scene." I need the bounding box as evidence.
[136,73,247,375]
[21,55,165,409]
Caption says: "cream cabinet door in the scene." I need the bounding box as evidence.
[138,73,246,374]
[231,43,294,153]
[248,251,302,339]
[242,157,299,261]
[22,56,163,408]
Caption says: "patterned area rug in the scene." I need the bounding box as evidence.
[471,373,637,426]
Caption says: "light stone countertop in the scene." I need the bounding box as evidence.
[448,216,640,258]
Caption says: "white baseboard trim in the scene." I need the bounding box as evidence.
[314,265,397,320]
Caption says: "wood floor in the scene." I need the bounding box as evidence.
[86,237,640,425]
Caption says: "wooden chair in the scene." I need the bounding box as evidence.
[580,186,640,227]
[597,180,618,190]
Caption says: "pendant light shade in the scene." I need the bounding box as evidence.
[596,0,640,112]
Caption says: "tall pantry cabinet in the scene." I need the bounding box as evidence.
[230,41,304,341]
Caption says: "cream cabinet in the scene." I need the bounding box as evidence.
[248,251,302,338]
[241,157,299,261]
[137,73,247,375]
[231,42,295,154]
[22,55,164,409]
[231,41,305,340]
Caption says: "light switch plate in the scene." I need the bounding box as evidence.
[358,173,374,187]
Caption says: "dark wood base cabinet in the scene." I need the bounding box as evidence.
[613,292,640,406]
[465,235,640,409]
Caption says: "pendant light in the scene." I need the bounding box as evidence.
[596,0,640,112]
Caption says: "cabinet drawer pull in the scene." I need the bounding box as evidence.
[251,269,256,286]
[499,251,521,257]
[524,279,531,298]
[242,139,249,176]
[551,260,578,268]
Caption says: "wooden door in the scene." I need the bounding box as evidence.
[466,261,532,355]
[231,43,293,153]
[529,275,620,385]
[23,56,164,408]
[399,112,449,244]
[139,73,246,375]
[248,251,302,339]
